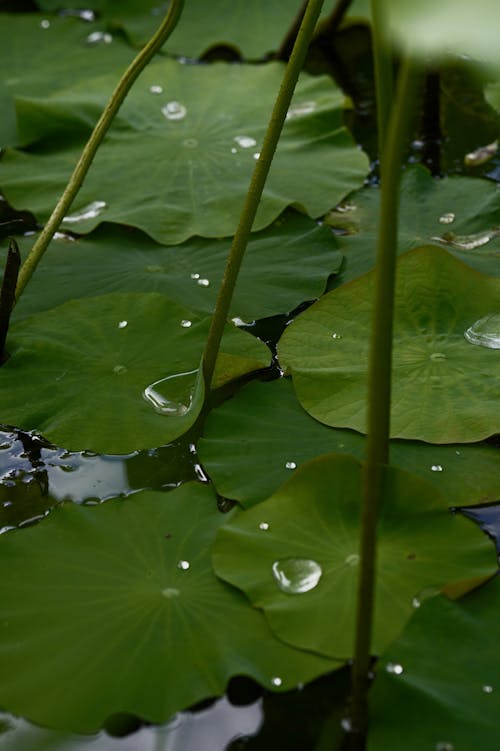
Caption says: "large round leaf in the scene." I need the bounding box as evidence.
[0,483,340,733]
[327,166,500,284]
[198,378,500,507]
[278,246,500,442]
[9,211,341,323]
[369,575,500,751]
[0,59,368,244]
[0,292,269,453]
[212,454,495,659]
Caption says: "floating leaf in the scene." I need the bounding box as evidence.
[198,378,500,507]
[278,246,500,442]
[369,575,500,751]
[0,59,368,244]
[0,483,340,733]
[0,292,269,453]
[8,211,341,323]
[0,13,133,148]
[327,166,500,284]
[213,454,495,659]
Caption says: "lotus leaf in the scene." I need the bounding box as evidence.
[213,454,496,659]
[278,246,500,442]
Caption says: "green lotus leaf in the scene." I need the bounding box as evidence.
[327,166,500,284]
[0,13,133,148]
[8,211,341,323]
[213,454,496,659]
[0,483,340,733]
[369,575,500,751]
[0,292,269,454]
[0,59,368,244]
[278,246,500,442]
[387,0,500,68]
[198,378,500,508]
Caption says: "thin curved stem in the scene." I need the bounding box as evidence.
[349,53,421,748]
[14,0,185,302]
[202,0,325,390]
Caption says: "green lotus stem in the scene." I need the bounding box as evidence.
[202,0,325,390]
[276,0,353,61]
[349,54,420,746]
[370,0,393,154]
[14,0,185,303]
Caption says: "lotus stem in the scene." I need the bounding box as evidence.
[14,0,185,303]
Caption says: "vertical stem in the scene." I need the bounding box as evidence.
[0,238,21,362]
[349,54,420,747]
[202,0,325,390]
[14,0,185,302]
[370,0,393,155]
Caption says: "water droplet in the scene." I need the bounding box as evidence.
[259,522,269,531]
[270,676,283,687]
[162,587,180,598]
[464,314,500,349]
[455,450,461,456]
[483,684,494,693]
[162,101,187,121]
[197,278,210,287]
[435,743,454,751]
[63,200,106,223]
[118,320,128,329]
[335,202,357,213]
[412,597,421,608]
[40,19,50,29]
[431,465,443,472]
[341,717,352,733]
[386,663,404,675]
[143,369,197,416]
[286,101,317,120]
[285,461,297,469]
[253,152,260,160]
[180,320,192,328]
[113,365,127,375]
[150,84,163,94]
[183,138,198,149]
[53,231,75,241]
[3,501,13,508]
[190,273,200,280]
[272,558,322,594]
[345,554,359,567]
[230,147,237,154]
[86,31,113,45]
[234,135,257,148]
[429,352,446,361]
[59,8,96,22]
[439,212,455,225]
[433,228,500,250]
[464,140,498,166]
[332,333,342,340]
[231,316,250,326]
[177,560,190,571]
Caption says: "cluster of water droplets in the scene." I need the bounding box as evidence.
[190,273,210,287]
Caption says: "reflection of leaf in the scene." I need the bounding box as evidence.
[0,59,368,244]
[198,378,500,507]
[213,454,495,659]
[0,483,340,732]
[326,166,500,284]
[9,211,341,323]
[369,575,500,751]
[0,293,269,453]
[279,246,500,442]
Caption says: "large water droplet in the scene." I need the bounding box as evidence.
[162,101,187,121]
[272,558,322,594]
[464,314,500,349]
[464,140,498,166]
[286,101,317,120]
[234,135,257,148]
[434,229,500,250]
[439,212,455,225]
[143,369,197,416]
[64,200,106,223]
[86,31,113,45]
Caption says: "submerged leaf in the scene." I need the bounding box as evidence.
[0,59,368,244]
[213,454,495,659]
[0,292,269,453]
[369,575,500,751]
[0,484,340,732]
[279,246,500,442]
